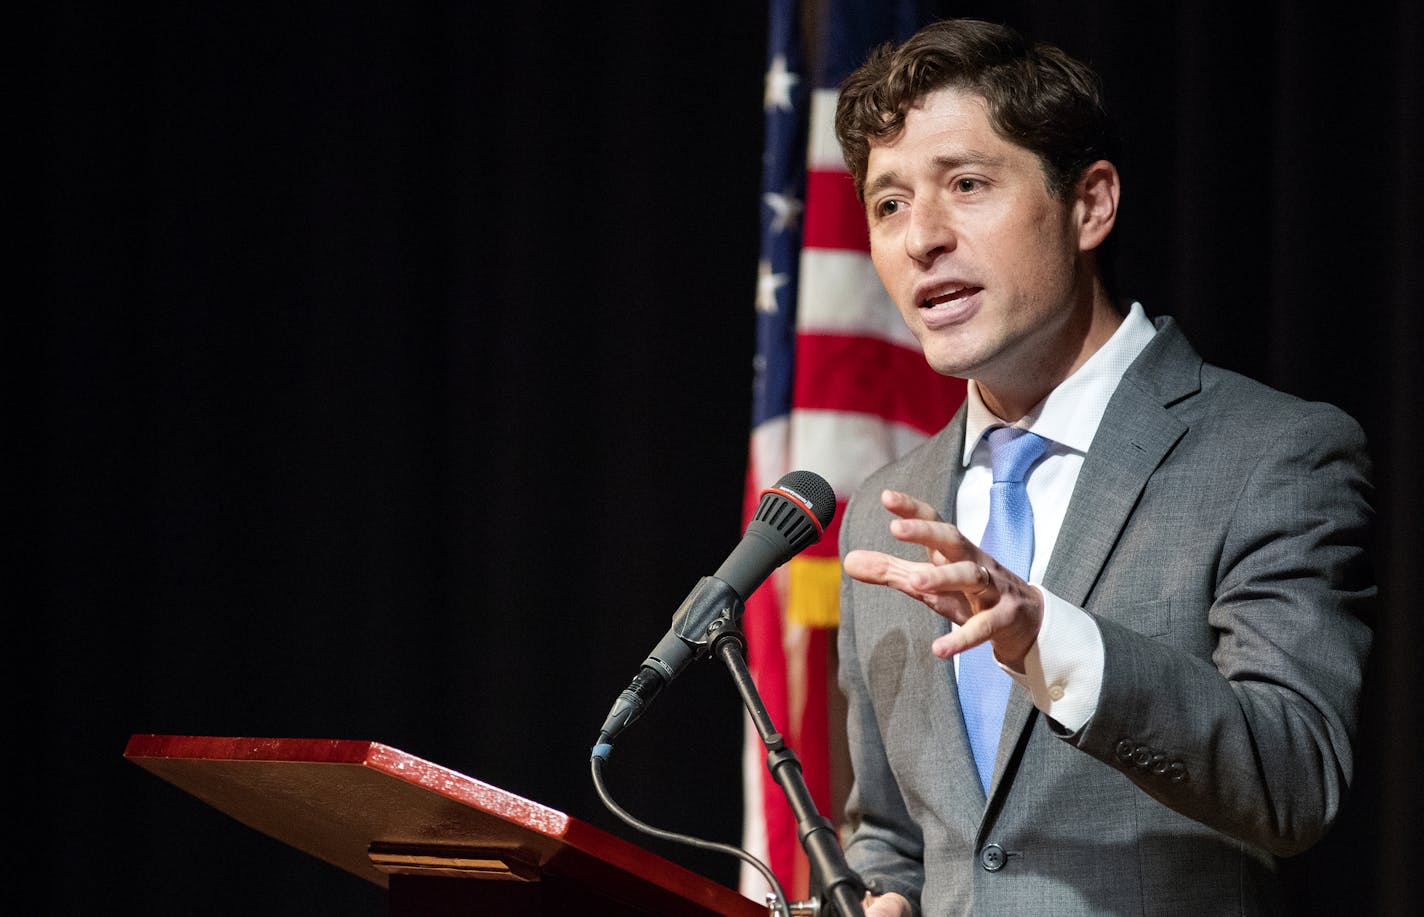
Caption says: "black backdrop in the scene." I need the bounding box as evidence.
[40,2,1421,915]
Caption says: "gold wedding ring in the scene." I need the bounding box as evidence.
[967,564,991,595]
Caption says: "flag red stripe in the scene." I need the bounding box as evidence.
[799,624,832,815]
[801,512,843,559]
[793,333,968,434]
[802,168,869,252]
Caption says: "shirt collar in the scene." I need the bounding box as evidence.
[962,301,1157,464]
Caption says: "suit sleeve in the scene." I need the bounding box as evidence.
[1068,401,1374,856]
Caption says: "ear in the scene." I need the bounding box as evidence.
[1073,160,1120,252]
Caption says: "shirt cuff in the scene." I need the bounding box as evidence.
[1000,586,1104,732]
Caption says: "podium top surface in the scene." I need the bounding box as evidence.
[125,734,765,917]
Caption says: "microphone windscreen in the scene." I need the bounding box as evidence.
[770,469,837,529]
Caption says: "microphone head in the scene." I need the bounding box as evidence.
[713,470,837,601]
[770,470,836,528]
[753,470,837,554]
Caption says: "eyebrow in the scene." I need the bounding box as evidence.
[864,151,1006,198]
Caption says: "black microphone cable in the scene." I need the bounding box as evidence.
[591,751,793,917]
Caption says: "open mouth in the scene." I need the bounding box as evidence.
[921,285,980,309]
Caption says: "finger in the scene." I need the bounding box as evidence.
[903,558,995,601]
[887,516,975,562]
[931,612,996,658]
[930,574,1043,666]
[845,552,988,628]
[863,893,913,917]
[843,548,941,593]
[880,489,942,522]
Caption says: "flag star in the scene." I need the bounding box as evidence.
[762,191,804,235]
[756,259,789,314]
[764,53,800,112]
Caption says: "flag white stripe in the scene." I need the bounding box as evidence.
[750,416,791,489]
[791,409,933,501]
[797,249,918,346]
[807,89,845,170]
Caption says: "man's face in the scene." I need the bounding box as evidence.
[863,87,1090,398]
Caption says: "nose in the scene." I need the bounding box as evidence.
[905,196,954,264]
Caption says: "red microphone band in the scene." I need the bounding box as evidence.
[760,485,825,539]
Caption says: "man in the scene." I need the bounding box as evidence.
[831,19,1374,916]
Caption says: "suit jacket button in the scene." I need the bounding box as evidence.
[980,844,1007,872]
[1132,745,1152,766]
[1116,739,1135,760]
[1169,762,1188,783]
[1151,753,1169,775]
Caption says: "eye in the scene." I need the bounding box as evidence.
[954,177,985,193]
[871,197,905,220]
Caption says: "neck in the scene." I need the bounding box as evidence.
[977,286,1123,422]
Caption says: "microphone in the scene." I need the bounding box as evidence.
[594,470,836,753]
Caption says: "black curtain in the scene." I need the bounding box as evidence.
[39,2,1421,915]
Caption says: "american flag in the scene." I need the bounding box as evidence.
[740,0,965,903]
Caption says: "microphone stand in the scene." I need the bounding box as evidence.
[707,616,866,917]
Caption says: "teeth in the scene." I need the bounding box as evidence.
[924,287,968,308]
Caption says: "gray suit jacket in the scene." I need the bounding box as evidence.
[837,316,1374,916]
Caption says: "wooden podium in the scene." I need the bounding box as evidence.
[125,734,766,916]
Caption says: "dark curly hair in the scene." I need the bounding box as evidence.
[835,19,1119,203]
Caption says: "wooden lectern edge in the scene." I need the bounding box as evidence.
[124,733,572,834]
[123,734,766,916]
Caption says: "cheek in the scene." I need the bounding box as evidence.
[869,245,910,301]
[1004,214,1076,291]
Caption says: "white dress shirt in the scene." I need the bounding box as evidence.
[954,301,1157,731]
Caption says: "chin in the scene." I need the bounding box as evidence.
[921,353,974,379]
[911,335,965,374]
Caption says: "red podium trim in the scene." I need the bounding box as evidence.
[125,734,764,916]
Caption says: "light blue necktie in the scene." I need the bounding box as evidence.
[958,426,1051,795]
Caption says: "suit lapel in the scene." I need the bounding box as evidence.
[987,317,1201,800]
[1043,317,1201,605]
